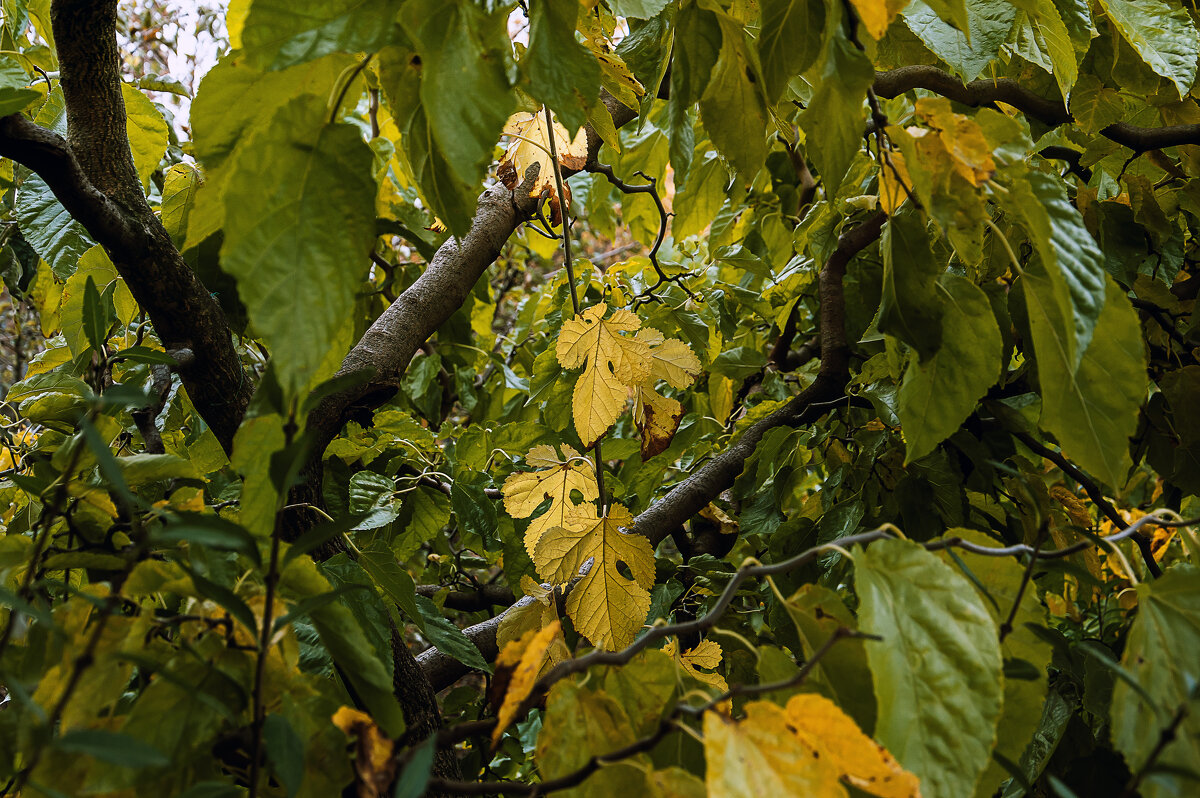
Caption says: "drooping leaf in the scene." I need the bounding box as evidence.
[1111,565,1200,798]
[218,95,376,395]
[491,620,564,744]
[534,504,655,650]
[701,17,769,179]
[800,35,875,194]
[757,0,825,103]
[903,0,1018,83]
[879,209,945,362]
[855,538,1003,798]
[897,273,1001,462]
[523,0,600,133]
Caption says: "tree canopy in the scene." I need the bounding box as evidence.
[0,0,1199,796]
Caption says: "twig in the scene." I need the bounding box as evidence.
[1015,431,1163,578]
[999,522,1047,643]
[588,162,699,305]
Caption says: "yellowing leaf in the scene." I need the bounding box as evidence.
[496,576,562,656]
[631,328,701,458]
[492,620,564,745]
[503,444,600,554]
[333,706,395,798]
[783,694,922,798]
[704,702,847,798]
[664,638,729,691]
[879,151,913,215]
[535,504,656,650]
[498,109,588,225]
[849,0,911,39]
[913,98,995,186]
[557,303,653,446]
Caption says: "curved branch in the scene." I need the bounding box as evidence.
[0,1,253,452]
[873,66,1200,153]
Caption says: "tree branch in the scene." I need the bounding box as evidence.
[0,1,252,452]
[873,66,1200,152]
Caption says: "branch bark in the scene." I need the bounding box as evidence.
[873,66,1200,152]
[0,1,253,452]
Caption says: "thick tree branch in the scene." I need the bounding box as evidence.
[0,1,252,452]
[416,582,516,611]
[874,66,1200,152]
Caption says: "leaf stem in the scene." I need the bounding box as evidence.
[543,105,580,315]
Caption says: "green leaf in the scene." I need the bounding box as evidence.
[701,19,769,179]
[1029,276,1147,490]
[0,57,42,116]
[121,83,169,189]
[879,210,945,362]
[218,95,376,396]
[161,163,203,246]
[348,471,402,530]
[1111,565,1200,798]
[757,0,825,103]
[263,715,305,798]
[414,594,491,673]
[903,0,1018,83]
[1003,170,1107,369]
[1096,0,1199,98]
[378,45,479,235]
[81,275,111,353]
[15,171,96,280]
[187,54,354,246]
[799,35,874,194]
[1015,0,1079,98]
[536,682,648,795]
[116,453,202,485]
[672,153,729,240]
[54,730,170,769]
[898,273,1001,461]
[855,538,1004,798]
[400,0,515,189]
[524,0,600,133]
[358,541,423,631]
[394,734,437,798]
[241,0,399,70]
[922,0,972,32]
[154,514,262,566]
[610,0,672,18]
[1069,74,1124,134]
[938,530,1052,798]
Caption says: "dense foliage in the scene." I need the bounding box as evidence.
[0,0,1199,796]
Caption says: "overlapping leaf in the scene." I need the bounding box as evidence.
[503,444,599,555]
[498,109,588,225]
[663,638,728,690]
[533,504,655,650]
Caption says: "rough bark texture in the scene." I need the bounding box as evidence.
[0,1,253,452]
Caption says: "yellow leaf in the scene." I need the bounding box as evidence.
[879,151,913,215]
[503,444,600,554]
[492,620,564,745]
[783,694,922,798]
[636,328,703,389]
[633,385,684,459]
[557,303,652,446]
[849,0,911,39]
[496,577,562,658]
[498,109,588,225]
[333,706,396,798]
[913,98,995,186]
[704,702,847,798]
[535,504,656,650]
[664,638,729,691]
[699,503,739,536]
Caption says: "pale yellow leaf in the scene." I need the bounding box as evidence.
[849,0,911,39]
[913,98,996,186]
[704,703,847,798]
[535,504,656,650]
[879,151,913,216]
[784,694,922,798]
[503,444,600,555]
[492,620,564,745]
[664,638,729,691]
[636,329,703,389]
[557,303,652,445]
[498,108,587,223]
